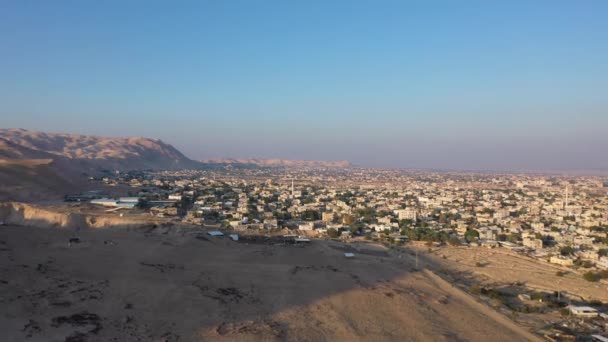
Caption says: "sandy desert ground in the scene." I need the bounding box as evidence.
[419,245,608,303]
[0,225,541,342]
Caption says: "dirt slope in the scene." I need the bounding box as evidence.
[0,159,82,202]
[0,226,540,341]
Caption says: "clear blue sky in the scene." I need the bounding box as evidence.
[1,1,607,170]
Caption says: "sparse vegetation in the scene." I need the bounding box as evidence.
[326,228,339,238]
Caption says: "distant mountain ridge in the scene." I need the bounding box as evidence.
[0,128,198,171]
[0,129,351,171]
[201,158,350,168]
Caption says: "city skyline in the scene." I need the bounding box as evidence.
[2,1,607,170]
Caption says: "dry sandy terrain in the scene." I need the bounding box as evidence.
[0,225,541,341]
[0,159,81,202]
[419,245,608,303]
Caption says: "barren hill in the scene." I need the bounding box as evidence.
[0,128,198,171]
[0,159,82,201]
[0,225,540,341]
[0,129,201,201]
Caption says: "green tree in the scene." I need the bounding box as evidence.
[464,229,480,243]
[399,219,414,228]
[583,271,601,282]
[301,210,320,221]
[448,236,461,246]
[507,233,521,243]
[560,246,574,256]
[326,228,339,238]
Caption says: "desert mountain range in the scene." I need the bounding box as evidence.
[202,158,350,168]
[0,129,350,171]
[0,128,197,171]
[0,129,349,200]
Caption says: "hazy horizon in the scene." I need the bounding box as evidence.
[2,1,607,171]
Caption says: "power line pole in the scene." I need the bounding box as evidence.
[564,185,570,214]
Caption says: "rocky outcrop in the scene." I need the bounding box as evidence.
[0,202,153,229]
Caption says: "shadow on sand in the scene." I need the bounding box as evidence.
[0,223,541,341]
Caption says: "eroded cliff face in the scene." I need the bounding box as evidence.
[0,202,151,229]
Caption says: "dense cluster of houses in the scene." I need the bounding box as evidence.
[82,168,608,272]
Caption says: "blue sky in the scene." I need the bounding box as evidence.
[1,1,607,170]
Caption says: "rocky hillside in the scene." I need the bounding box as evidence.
[0,128,199,171]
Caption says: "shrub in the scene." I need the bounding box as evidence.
[448,236,461,246]
[469,284,482,295]
[590,299,603,307]
[530,292,546,301]
[326,228,339,238]
[583,271,602,282]
[560,246,574,256]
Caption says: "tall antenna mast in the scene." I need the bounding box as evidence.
[565,185,569,213]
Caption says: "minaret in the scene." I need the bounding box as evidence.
[291,179,294,197]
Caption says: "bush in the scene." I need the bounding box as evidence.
[560,246,574,256]
[448,236,461,246]
[464,229,480,243]
[326,228,339,238]
[590,299,603,307]
[583,271,602,282]
[530,292,546,301]
[575,259,595,268]
[469,284,482,295]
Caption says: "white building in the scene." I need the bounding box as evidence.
[298,222,314,231]
[119,197,139,203]
[549,256,574,266]
[522,238,543,250]
[568,305,599,318]
[90,198,117,207]
[396,208,417,221]
[597,257,608,270]
[168,194,182,201]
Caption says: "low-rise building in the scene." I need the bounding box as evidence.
[522,237,543,250]
[550,256,574,266]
